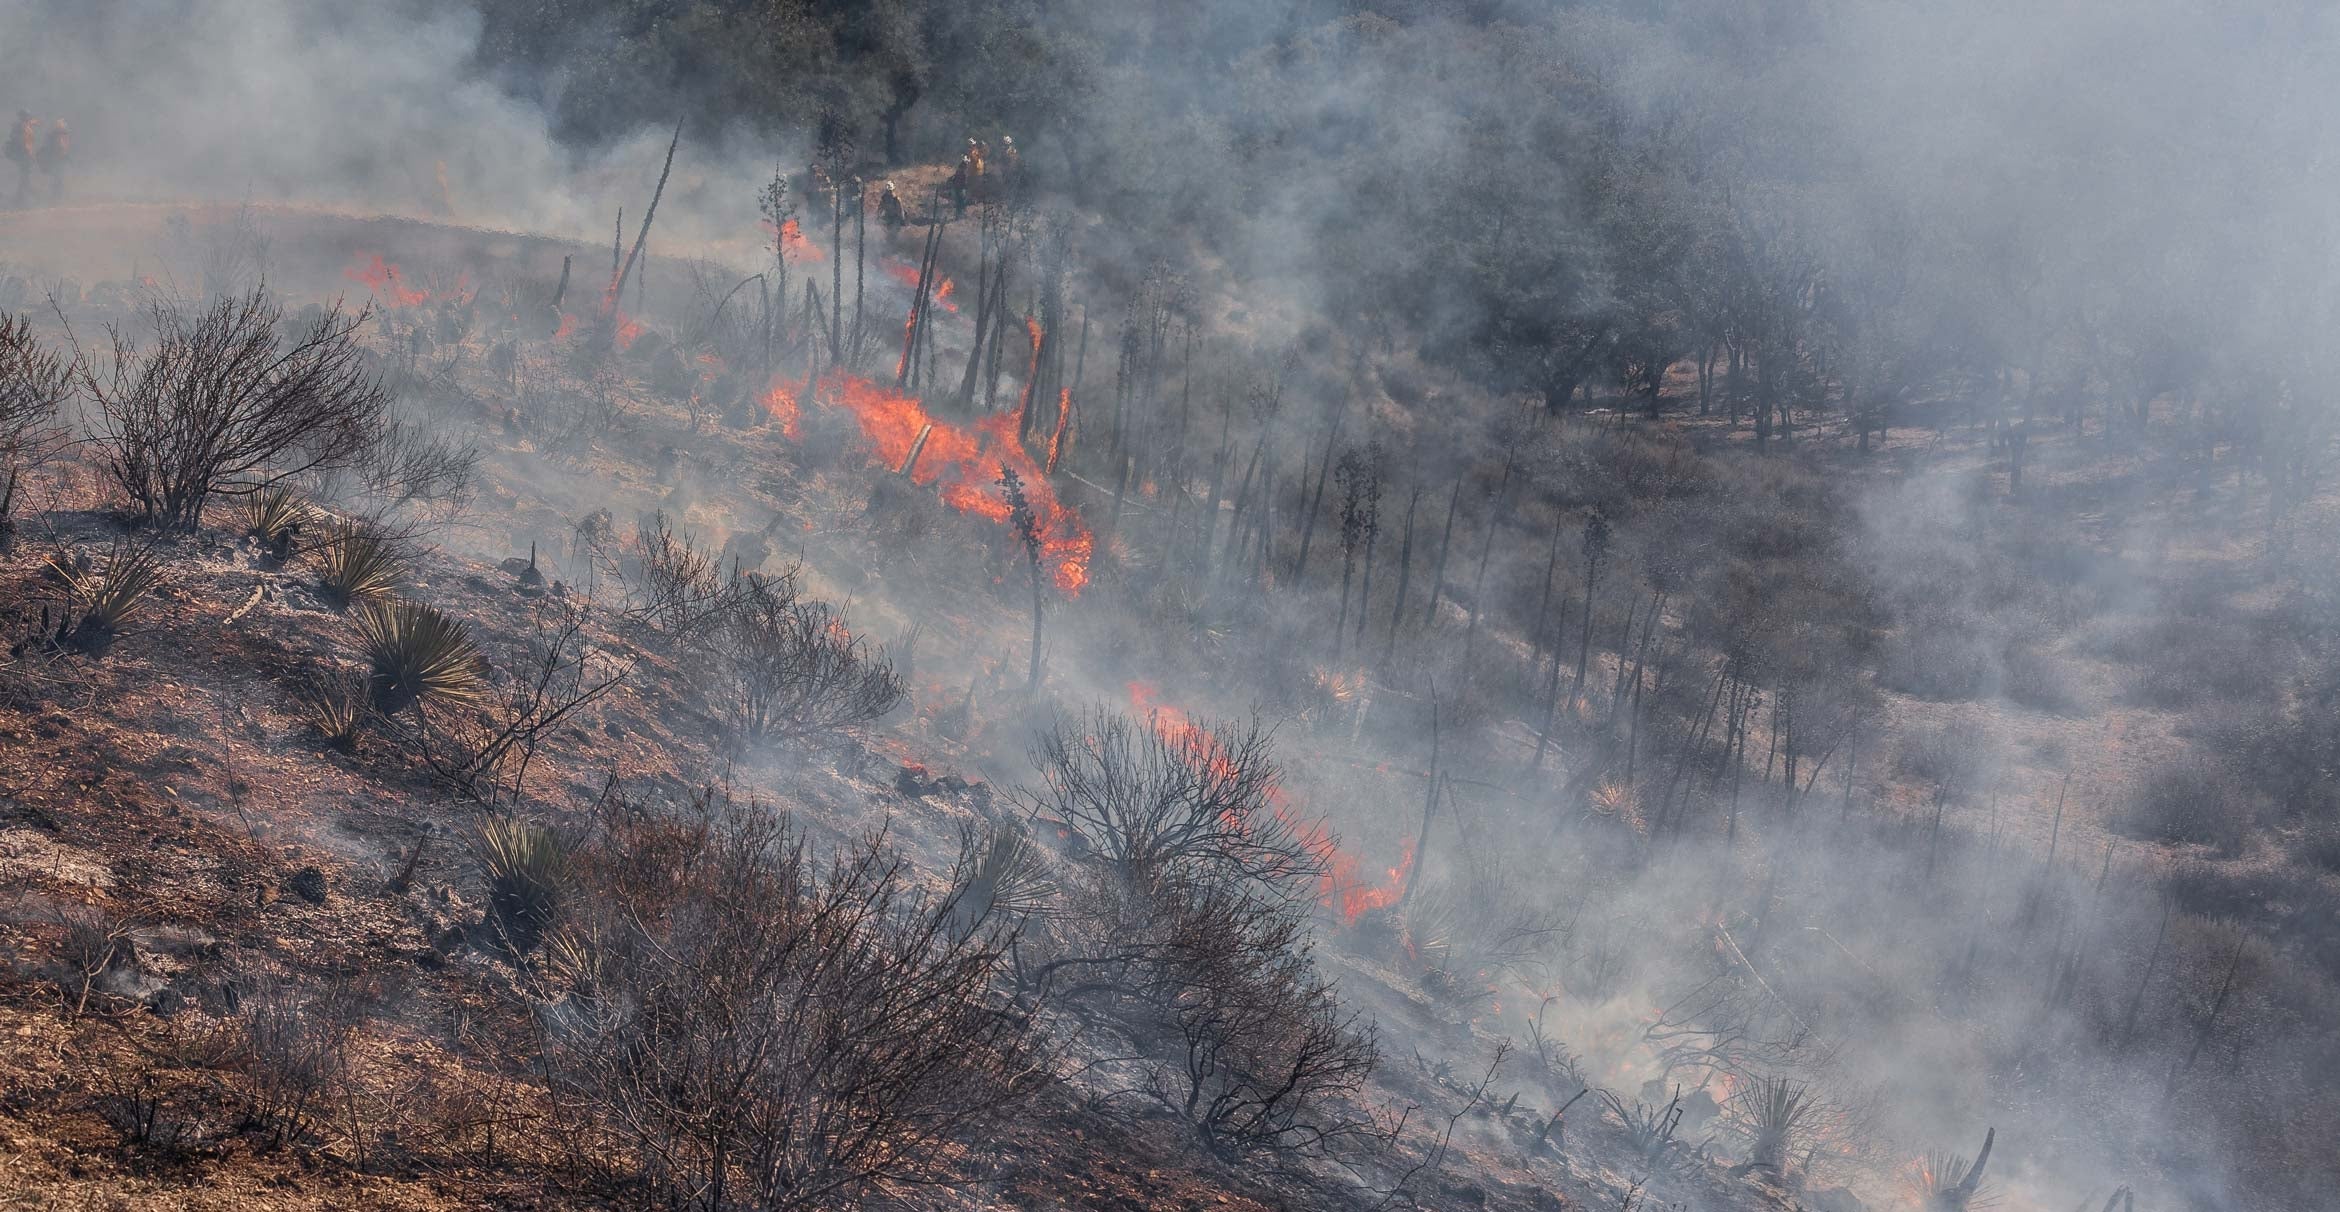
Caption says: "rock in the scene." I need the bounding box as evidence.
[896,763,936,797]
[287,865,329,905]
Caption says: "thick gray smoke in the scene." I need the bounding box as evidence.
[5,2,2335,1209]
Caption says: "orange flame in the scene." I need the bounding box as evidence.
[1045,388,1073,474]
[1123,681,1413,923]
[785,373,1092,595]
[762,217,824,261]
[760,377,803,440]
[343,253,430,308]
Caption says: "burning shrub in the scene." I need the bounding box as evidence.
[1906,1127,1997,1210]
[539,795,1041,1210]
[79,289,389,531]
[351,598,486,715]
[312,519,407,608]
[42,536,165,657]
[712,571,904,749]
[1024,706,1324,897]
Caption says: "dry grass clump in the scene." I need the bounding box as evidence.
[294,672,366,752]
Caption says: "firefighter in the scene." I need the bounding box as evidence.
[948,155,971,218]
[998,134,1019,182]
[36,120,67,201]
[876,179,905,231]
[6,112,36,206]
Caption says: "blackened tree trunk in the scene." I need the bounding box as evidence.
[1422,476,1462,627]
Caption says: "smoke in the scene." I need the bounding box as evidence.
[6,0,2337,1208]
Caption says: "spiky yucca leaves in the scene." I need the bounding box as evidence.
[45,538,165,656]
[293,673,366,752]
[313,520,406,608]
[472,817,572,948]
[240,485,308,559]
[351,598,484,715]
[1730,1075,1819,1173]
[1908,1126,2000,1210]
[942,821,1057,941]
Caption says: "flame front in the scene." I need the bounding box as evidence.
[780,372,1092,596]
[344,253,430,308]
[1123,681,1412,923]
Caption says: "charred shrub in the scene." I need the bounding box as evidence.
[229,980,361,1150]
[471,816,572,950]
[711,571,904,749]
[0,311,73,547]
[1025,707,1323,892]
[1017,708,1378,1159]
[622,511,743,645]
[312,518,407,608]
[539,795,1040,1210]
[2117,754,2252,853]
[81,289,389,530]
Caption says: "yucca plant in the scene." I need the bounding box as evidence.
[1908,1127,1999,1210]
[293,672,366,752]
[314,520,406,609]
[472,816,572,947]
[351,598,485,715]
[45,538,165,656]
[942,820,1057,941]
[240,485,308,561]
[1730,1075,1819,1174]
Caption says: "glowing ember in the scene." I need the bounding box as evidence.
[762,217,824,261]
[343,253,430,308]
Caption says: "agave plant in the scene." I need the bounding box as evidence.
[472,816,572,946]
[240,485,308,561]
[293,672,366,752]
[314,520,407,608]
[45,538,165,656]
[351,598,485,715]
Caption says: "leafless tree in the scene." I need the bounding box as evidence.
[77,288,389,530]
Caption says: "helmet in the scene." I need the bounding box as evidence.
[882,180,896,192]
[1002,135,1014,145]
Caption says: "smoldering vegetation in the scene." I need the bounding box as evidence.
[2,0,2339,1210]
